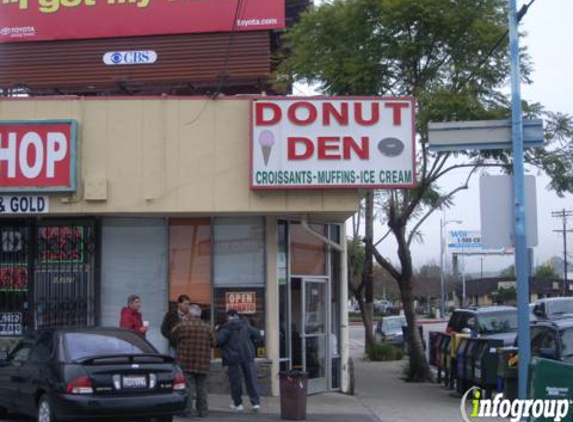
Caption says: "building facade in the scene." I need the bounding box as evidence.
[0,97,359,395]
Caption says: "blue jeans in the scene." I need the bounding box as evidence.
[227,360,260,406]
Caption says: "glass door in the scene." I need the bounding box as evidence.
[302,278,328,393]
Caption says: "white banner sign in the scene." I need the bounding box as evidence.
[0,196,49,214]
[447,230,482,249]
[251,97,416,189]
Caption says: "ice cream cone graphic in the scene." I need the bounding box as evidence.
[258,130,275,166]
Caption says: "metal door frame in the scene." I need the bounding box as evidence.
[301,277,329,394]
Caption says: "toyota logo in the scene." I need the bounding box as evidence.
[0,27,10,36]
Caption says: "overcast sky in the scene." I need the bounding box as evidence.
[301,0,573,275]
[410,0,573,275]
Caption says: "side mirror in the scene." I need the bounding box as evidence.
[533,304,545,317]
[539,348,557,360]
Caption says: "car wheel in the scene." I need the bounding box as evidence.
[38,395,58,422]
[0,405,7,419]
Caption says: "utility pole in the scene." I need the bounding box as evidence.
[552,209,573,296]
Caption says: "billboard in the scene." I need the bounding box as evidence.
[0,120,77,192]
[447,230,482,250]
[0,0,284,43]
[251,97,416,189]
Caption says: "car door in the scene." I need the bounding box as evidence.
[16,332,55,412]
[0,340,34,412]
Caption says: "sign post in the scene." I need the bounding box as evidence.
[508,0,530,400]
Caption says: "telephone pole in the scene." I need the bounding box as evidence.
[552,209,573,296]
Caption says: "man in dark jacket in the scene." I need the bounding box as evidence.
[216,309,261,412]
[161,294,191,356]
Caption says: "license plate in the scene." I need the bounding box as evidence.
[123,375,147,389]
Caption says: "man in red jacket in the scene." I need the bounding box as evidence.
[120,295,148,337]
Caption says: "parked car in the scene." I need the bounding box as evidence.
[531,297,573,321]
[446,306,518,345]
[528,318,573,364]
[375,316,407,348]
[0,327,188,422]
[373,300,392,313]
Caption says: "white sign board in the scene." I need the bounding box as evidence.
[251,97,416,189]
[428,119,544,151]
[0,196,49,214]
[480,175,538,248]
[447,230,482,249]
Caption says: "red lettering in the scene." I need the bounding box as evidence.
[354,102,380,126]
[385,102,409,126]
[287,101,317,126]
[317,137,341,160]
[343,136,369,160]
[255,102,281,126]
[288,137,314,160]
[323,102,348,126]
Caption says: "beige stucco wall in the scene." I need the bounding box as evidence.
[0,98,359,218]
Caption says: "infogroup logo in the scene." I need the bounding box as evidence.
[461,387,571,422]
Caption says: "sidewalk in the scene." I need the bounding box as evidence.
[173,392,377,422]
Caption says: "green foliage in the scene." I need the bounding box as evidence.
[500,264,516,277]
[278,0,573,196]
[493,286,517,304]
[535,262,557,278]
[369,343,404,361]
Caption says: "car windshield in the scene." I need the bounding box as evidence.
[561,328,573,363]
[65,331,156,361]
[383,317,406,331]
[547,300,573,316]
[478,312,518,334]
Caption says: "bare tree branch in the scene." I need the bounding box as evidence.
[406,165,481,247]
[372,247,401,282]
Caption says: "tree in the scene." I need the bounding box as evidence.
[535,261,557,278]
[500,265,516,278]
[278,0,573,381]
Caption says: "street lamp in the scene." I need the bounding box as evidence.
[440,219,462,318]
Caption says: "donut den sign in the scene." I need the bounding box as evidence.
[0,121,77,192]
[251,97,416,189]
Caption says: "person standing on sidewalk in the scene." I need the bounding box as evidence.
[161,294,191,356]
[216,309,261,412]
[172,303,214,418]
[120,295,148,337]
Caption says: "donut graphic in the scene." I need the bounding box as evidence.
[377,138,404,157]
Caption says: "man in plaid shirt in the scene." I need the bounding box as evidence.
[172,303,214,418]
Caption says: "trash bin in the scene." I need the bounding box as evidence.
[279,371,308,420]
[497,346,518,401]
[529,357,573,422]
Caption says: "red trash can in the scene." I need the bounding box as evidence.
[279,371,308,420]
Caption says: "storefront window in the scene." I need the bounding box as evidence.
[213,217,266,358]
[169,219,211,307]
[290,223,327,276]
[0,222,29,339]
[213,287,266,357]
[35,221,97,330]
[213,217,265,287]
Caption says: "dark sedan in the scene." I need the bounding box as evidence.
[0,327,188,422]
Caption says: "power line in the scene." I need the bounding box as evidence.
[460,0,540,88]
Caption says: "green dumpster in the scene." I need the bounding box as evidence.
[529,357,573,422]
